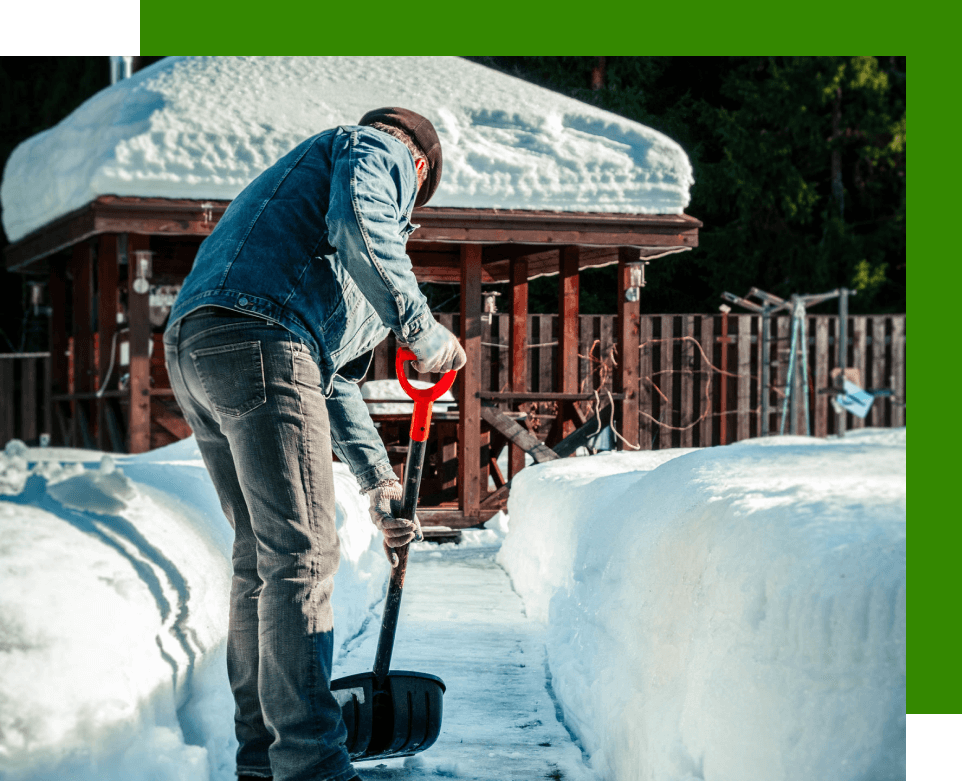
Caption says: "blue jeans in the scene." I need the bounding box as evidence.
[164,308,356,781]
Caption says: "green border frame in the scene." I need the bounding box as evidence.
[140,5,941,712]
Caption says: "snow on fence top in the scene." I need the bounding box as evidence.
[1,56,694,243]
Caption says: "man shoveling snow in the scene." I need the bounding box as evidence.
[164,108,466,781]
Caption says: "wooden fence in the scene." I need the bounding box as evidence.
[364,312,907,450]
[0,312,905,452]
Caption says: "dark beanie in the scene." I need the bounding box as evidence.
[359,107,442,207]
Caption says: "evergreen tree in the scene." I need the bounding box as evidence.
[466,56,906,315]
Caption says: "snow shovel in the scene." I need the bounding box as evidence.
[331,348,457,761]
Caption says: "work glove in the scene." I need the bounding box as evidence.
[367,480,423,566]
[404,320,466,374]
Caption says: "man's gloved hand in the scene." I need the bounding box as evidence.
[404,320,466,374]
[367,480,423,567]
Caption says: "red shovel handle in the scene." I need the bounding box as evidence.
[395,348,458,442]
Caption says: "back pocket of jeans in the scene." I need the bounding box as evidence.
[190,341,266,417]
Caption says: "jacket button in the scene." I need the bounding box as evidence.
[239,297,248,306]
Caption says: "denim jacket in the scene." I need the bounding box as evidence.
[167,125,440,491]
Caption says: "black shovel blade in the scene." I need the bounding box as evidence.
[331,670,445,761]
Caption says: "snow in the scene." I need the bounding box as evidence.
[0,428,904,780]
[499,429,906,781]
[1,56,694,243]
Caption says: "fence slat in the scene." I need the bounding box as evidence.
[658,316,674,449]
[698,315,714,447]
[892,317,905,427]
[680,315,695,447]
[814,318,830,437]
[737,315,752,442]
[772,316,789,435]
[579,315,593,394]
[497,314,510,394]
[539,315,554,393]
[638,315,654,450]
[850,316,867,430]
[870,317,887,428]
[596,316,611,396]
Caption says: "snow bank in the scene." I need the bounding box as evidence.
[0,437,388,781]
[2,56,694,242]
[499,430,906,781]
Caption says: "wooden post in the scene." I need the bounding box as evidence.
[616,248,640,449]
[71,241,94,448]
[97,234,119,450]
[127,234,152,453]
[458,244,483,517]
[558,246,580,439]
[49,259,68,444]
[509,256,528,478]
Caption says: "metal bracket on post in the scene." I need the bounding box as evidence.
[624,261,649,302]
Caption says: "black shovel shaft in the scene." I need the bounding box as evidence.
[373,437,427,680]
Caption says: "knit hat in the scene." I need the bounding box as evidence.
[359,107,442,207]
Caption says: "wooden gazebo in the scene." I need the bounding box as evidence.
[5,195,700,527]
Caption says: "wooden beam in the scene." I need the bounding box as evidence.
[616,248,641,449]
[6,197,701,273]
[480,391,625,402]
[153,403,192,439]
[558,246,580,438]
[458,244,483,514]
[71,241,94,448]
[97,234,119,450]
[127,234,152,453]
[480,406,559,464]
[509,255,528,479]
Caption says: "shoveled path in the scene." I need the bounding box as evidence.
[333,543,597,781]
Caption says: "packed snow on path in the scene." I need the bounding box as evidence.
[1,56,694,243]
[0,429,904,780]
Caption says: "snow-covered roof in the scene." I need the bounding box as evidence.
[1,56,695,244]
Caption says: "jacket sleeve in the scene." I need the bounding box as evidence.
[327,373,398,493]
[327,129,435,345]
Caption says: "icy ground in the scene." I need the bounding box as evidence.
[0,429,905,781]
[1,56,694,243]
